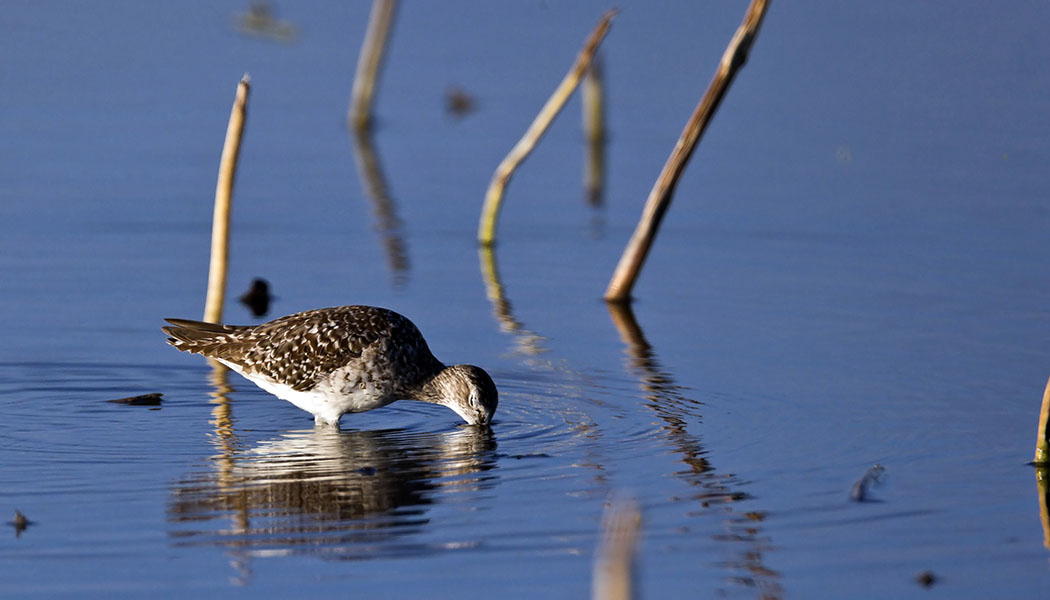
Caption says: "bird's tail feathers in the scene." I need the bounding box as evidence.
[162,318,250,359]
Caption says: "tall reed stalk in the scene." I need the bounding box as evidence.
[1035,376,1050,465]
[604,0,769,302]
[349,0,397,131]
[478,9,616,246]
[204,74,250,324]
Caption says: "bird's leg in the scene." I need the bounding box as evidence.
[314,414,341,429]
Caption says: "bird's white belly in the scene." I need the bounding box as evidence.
[220,360,396,425]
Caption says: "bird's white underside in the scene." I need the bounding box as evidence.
[217,358,396,425]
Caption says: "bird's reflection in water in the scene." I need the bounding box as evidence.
[168,425,498,570]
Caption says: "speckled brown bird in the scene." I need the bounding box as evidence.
[163,305,498,426]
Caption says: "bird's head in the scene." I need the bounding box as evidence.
[440,364,499,425]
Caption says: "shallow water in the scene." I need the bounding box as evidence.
[2,2,1050,598]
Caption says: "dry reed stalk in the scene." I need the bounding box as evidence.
[478,9,617,246]
[1035,376,1050,465]
[582,55,606,207]
[592,496,642,600]
[349,0,398,131]
[604,0,770,302]
[204,74,250,324]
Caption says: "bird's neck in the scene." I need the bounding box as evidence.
[411,364,459,406]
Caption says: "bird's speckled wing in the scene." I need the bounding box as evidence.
[164,305,440,392]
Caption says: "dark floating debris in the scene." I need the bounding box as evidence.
[849,464,887,502]
[9,510,32,537]
[239,278,272,317]
[445,86,477,118]
[234,2,298,43]
[915,570,937,587]
[107,393,163,406]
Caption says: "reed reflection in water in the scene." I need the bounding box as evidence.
[350,118,410,287]
[607,302,782,599]
[168,425,498,565]
[476,242,781,596]
[479,244,548,357]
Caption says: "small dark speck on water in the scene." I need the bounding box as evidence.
[499,453,552,460]
[355,466,378,476]
[445,85,477,118]
[850,464,887,502]
[107,393,163,406]
[9,510,32,537]
[916,570,938,587]
[239,278,273,317]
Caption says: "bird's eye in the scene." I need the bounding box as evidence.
[469,392,479,409]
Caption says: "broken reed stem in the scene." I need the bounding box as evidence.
[592,496,642,600]
[349,0,398,131]
[1035,376,1050,465]
[478,9,617,246]
[204,74,250,324]
[582,55,606,207]
[604,0,770,302]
